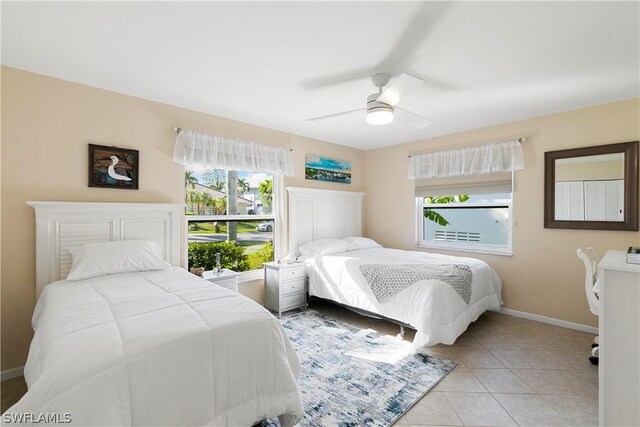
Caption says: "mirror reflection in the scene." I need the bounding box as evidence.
[554,153,625,221]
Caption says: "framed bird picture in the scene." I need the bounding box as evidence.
[88,144,139,190]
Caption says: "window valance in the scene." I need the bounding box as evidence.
[173,129,294,176]
[408,139,524,180]
[414,172,513,197]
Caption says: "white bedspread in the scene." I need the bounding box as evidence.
[303,248,502,348]
[6,267,303,426]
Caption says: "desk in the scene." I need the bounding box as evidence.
[598,250,640,427]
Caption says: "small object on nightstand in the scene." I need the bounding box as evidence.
[202,269,240,292]
[190,266,205,277]
[264,261,306,318]
[215,252,222,272]
[626,246,640,264]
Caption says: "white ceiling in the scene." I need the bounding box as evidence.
[2,1,639,150]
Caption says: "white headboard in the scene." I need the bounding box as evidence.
[27,201,183,299]
[287,187,365,257]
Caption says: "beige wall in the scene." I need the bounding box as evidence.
[0,67,364,371]
[365,98,640,328]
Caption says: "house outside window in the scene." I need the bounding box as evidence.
[410,140,522,256]
[417,192,513,255]
[185,168,276,275]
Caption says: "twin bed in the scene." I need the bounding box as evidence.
[9,202,303,426]
[16,267,303,426]
[9,195,503,426]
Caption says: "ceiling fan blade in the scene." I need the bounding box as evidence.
[376,73,426,106]
[301,3,453,91]
[395,106,433,129]
[301,67,372,90]
[376,2,454,73]
[407,71,457,93]
[306,108,365,122]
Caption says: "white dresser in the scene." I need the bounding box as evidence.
[264,262,307,317]
[598,250,640,427]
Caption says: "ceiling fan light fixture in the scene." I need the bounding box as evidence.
[366,93,394,125]
[366,107,394,125]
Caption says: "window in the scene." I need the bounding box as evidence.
[417,193,513,255]
[410,140,521,255]
[185,168,276,274]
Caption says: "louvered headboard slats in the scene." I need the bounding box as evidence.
[57,221,113,280]
[295,199,314,247]
[344,199,359,237]
[287,187,365,258]
[28,202,183,299]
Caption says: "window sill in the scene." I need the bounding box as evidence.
[416,243,513,257]
[187,214,274,221]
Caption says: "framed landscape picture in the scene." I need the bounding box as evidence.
[305,154,352,184]
[88,144,139,190]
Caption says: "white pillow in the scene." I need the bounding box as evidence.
[298,238,349,257]
[66,240,171,281]
[344,237,382,251]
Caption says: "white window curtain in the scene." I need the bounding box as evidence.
[408,139,524,180]
[173,129,294,176]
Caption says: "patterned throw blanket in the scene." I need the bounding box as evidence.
[359,263,473,304]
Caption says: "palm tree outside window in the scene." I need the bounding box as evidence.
[185,168,275,272]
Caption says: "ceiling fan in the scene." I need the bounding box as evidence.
[303,2,455,129]
[306,72,433,129]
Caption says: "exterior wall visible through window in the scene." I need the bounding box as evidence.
[417,193,513,255]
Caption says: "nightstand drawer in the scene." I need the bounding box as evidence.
[279,266,305,281]
[281,292,305,311]
[281,279,305,296]
[202,269,239,293]
[213,277,237,292]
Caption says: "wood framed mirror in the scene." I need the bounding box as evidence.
[544,141,638,231]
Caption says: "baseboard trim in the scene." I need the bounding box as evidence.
[499,308,598,335]
[1,366,24,382]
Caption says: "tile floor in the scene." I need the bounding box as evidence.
[312,300,599,427]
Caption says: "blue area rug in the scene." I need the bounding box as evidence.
[265,309,456,427]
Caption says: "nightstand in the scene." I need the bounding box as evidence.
[264,262,306,318]
[202,269,240,292]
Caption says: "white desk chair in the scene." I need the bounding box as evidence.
[577,247,600,365]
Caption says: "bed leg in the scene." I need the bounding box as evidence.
[397,325,405,340]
